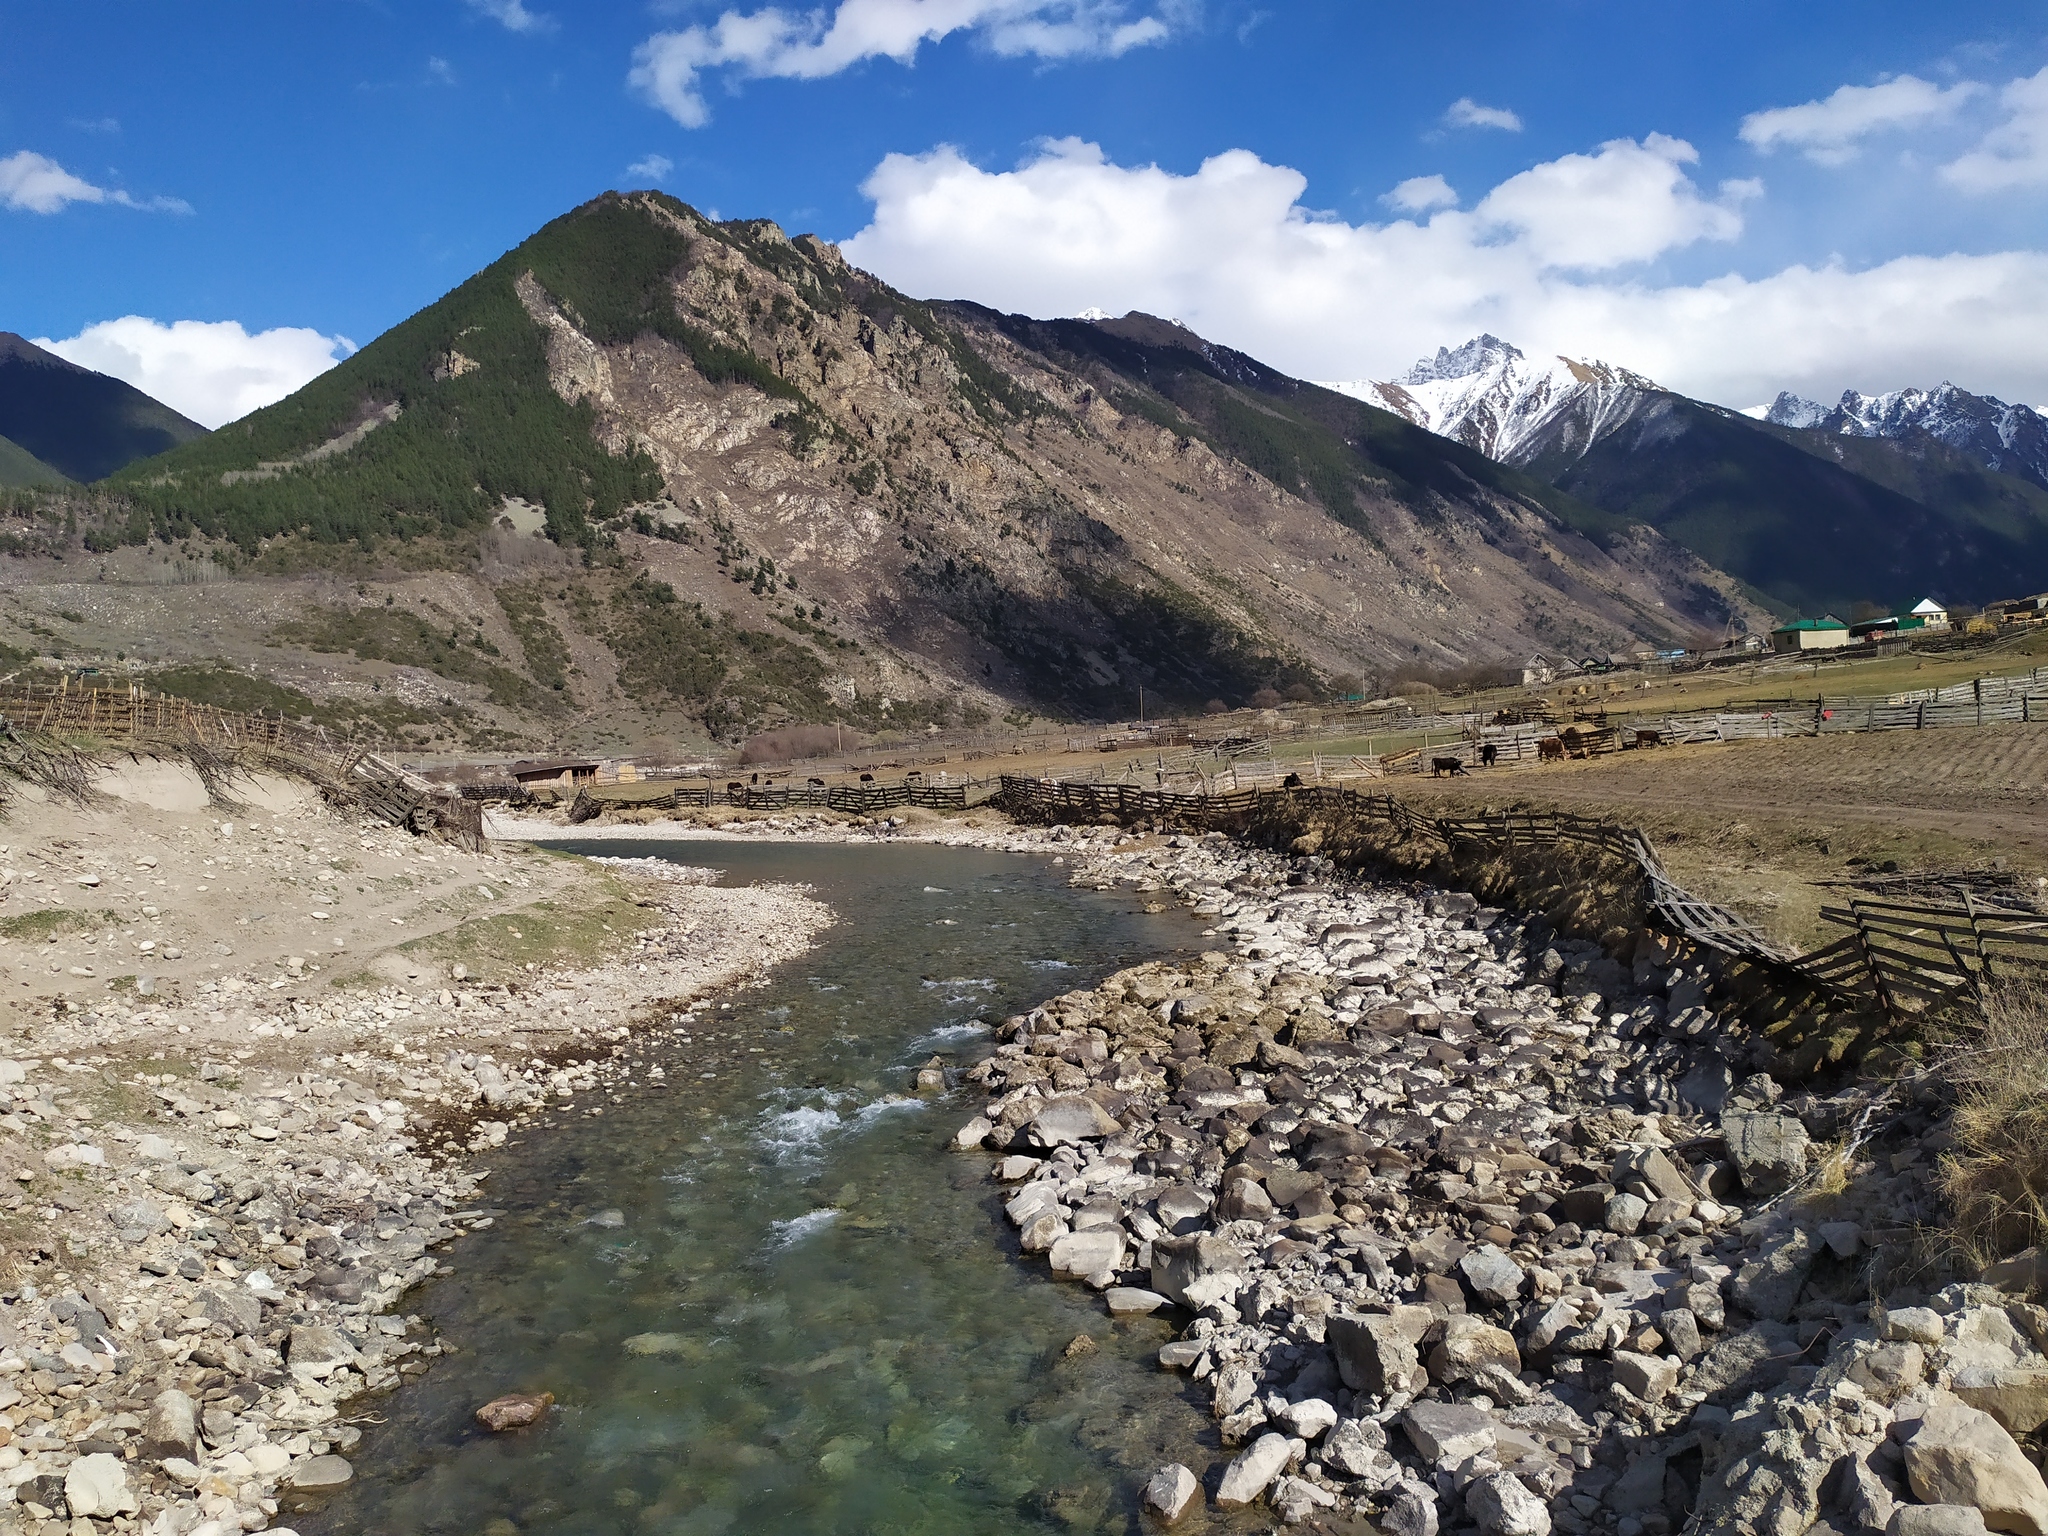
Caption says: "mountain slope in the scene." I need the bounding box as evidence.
[0,333,205,482]
[1353,336,2048,615]
[13,194,1764,748]
[0,433,69,490]
[1765,384,2048,492]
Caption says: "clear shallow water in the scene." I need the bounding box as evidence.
[307,840,1218,1536]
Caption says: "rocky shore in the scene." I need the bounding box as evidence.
[0,796,830,1536]
[954,824,2042,1536]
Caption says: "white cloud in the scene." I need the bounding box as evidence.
[465,0,554,34]
[1444,97,1522,132]
[1943,65,2048,192]
[1383,174,1457,213]
[0,150,190,215]
[34,318,354,430]
[627,153,674,181]
[839,134,2048,410]
[630,1,1185,128]
[428,56,457,84]
[1740,74,1978,164]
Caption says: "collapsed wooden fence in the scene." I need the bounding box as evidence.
[0,679,485,851]
[991,774,2046,1019]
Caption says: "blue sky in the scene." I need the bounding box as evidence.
[6,1,2047,425]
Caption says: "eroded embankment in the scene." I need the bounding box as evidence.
[957,825,2035,1536]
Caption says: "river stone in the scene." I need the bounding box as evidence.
[1460,1245,1526,1305]
[200,1287,261,1336]
[1429,1315,1520,1386]
[1887,1308,1949,1346]
[1215,1432,1298,1508]
[1105,1287,1170,1317]
[1154,1186,1210,1234]
[1403,1401,1498,1469]
[952,1116,993,1150]
[288,1324,359,1378]
[284,1455,354,1508]
[1026,1096,1121,1149]
[1604,1191,1649,1235]
[64,1453,137,1518]
[143,1387,199,1461]
[1892,1509,1992,1536]
[475,1392,554,1432]
[1690,1322,1798,1399]
[1151,1233,1247,1308]
[1611,1349,1681,1403]
[1323,1417,1388,1478]
[1049,1229,1124,1282]
[1213,1366,1261,1418]
[1384,1484,1442,1536]
[1733,1227,1822,1322]
[1901,1399,2048,1536]
[1466,1471,1551,1536]
[1144,1463,1201,1524]
[1272,1474,1339,1523]
[1329,1308,1431,1395]
[1724,1112,1810,1196]
[1275,1397,1338,1440]
[1019,1212,1068,1253]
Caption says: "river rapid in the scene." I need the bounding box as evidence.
[305,838,1218,1536]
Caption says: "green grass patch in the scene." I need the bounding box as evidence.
[395,878,661,983]
[0,908,120,941]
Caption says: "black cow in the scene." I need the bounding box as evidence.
[1430,756,1468,777]
[1479,741,1498,768]
[1282,771,1303,788]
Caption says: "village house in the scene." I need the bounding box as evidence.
[1521,652,1581,687]
[1769,616,1851,653]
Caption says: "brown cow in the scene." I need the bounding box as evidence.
[1630,728,1662,749]
[1430,756,1468,777]
[1537,738,1565,762]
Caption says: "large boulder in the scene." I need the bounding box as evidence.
[1733,1227,1822,1322]
[1429,1315,1521,1387]
[1151,1233,1248,1309]
[142,1388,199,1461]
[1723,1112,1810,1196]
[1048,1230,1124,1283]
[1145,1463,1201,1524]
[1328,1307,1432,1396]
[1401,1402,1498,1469]
[1215,1432,1298,1509]
[65,1454,138,1518]
[1026,1095,1121,1149]
[1466,1471,1551,1536]
[1901,1399,2048,1536]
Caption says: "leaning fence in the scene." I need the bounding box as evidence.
[990,774,2047,1020]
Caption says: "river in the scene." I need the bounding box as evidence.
[304,838,1222,1536]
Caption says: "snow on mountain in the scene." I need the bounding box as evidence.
[1766,383,2048,490]
[1324,335,1664,466]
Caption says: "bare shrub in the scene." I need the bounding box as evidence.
[1936,983,2048,1264]
[738,725,855,764]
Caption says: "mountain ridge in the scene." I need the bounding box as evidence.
[0,332,205,483]
[0,192,1761,754]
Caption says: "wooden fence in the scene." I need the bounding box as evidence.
[0,679,485,852]
[991,775,2045,1018]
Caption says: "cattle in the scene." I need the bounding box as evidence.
[1537,738,1565,762]
[726,780,745,795]
[807,777,825,788]
[1430,756,1468,777]
[859,772,875,784]
[750,772,761,785]
[1479,741,1498,768]
[1282,771,1303,788]
[1630,728,1662,750]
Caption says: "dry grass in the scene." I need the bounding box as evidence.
[1936,983,2048,1265]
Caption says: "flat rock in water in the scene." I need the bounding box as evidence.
[1215,1432,1297,1509]
[1104,1286,1170,1316]
[1026,1095,1121,1148]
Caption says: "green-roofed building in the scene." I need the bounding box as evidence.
[1768,616,1851,654]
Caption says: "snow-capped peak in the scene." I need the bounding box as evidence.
[1765,381,2048,490]
[1322,336,1664,466]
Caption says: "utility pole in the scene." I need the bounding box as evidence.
[1138,684,1145,724]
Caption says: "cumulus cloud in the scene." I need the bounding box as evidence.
[465,0,554,34]
[839,135,2048,409]
[627,153,675,181]
[1444,97,1522,132]
[1740,74,1978,164]
[1382,174,1457,213]
[1943,65,2048,192]
[0,150,189,215]
[34,318,353,430]
[630,0,1185,128]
